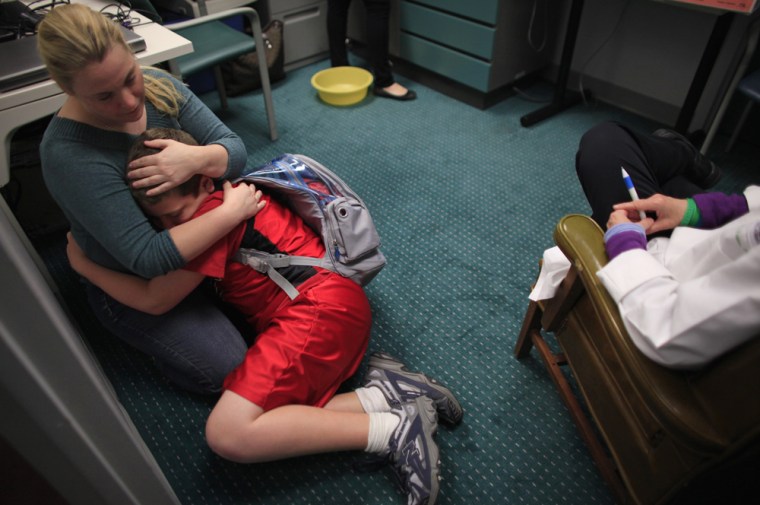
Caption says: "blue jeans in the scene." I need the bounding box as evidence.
[84,280,247,394]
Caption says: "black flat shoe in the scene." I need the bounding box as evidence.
[652,128,721,189]
[373,86,417,101]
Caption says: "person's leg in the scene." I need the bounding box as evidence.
[221,273,371,408]
[575,121,701,228]
[85,282,246,394]
[206,390,440,505]
[207,390,370,461]
[362,0,393,88]
[361,0,415,100]
[327,0,352,67]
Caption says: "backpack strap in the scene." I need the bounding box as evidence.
[234,248,331,300]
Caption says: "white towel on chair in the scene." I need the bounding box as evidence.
[528,246,571,301]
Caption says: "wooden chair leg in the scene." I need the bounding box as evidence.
[530,330,631,504]
[514,262,631,503]
[515,300,542,358]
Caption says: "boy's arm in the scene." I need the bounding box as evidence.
[66,233,204,315]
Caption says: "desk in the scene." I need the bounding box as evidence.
[0,1,192,188]
[520,0,756,132]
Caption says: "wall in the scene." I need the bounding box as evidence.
[548,0,755,132]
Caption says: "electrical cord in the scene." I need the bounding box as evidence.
[576,0,632,106]
[527,0,548,53]
[100,0,161,27]
[100,2,140,28]
[513,0,552,103]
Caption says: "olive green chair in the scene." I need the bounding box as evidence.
[165,4,278,141]
[515,214,760,505]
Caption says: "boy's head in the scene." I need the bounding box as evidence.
[128,128,213,228]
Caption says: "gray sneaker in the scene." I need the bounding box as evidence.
[385,396,441,505]
[364,352,464,427]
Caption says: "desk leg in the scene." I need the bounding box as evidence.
[701,14,760,154]
[675,12,734,136]
[521,0,584,127]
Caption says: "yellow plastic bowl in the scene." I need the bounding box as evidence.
[311,66,374,106]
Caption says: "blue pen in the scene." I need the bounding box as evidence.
[621,168,647,220]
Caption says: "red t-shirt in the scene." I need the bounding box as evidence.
[184,189,326,330]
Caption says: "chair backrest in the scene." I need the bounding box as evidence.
[552,214,760,454]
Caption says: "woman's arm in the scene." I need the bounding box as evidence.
[67,232,204,315]
[597,234,760,369]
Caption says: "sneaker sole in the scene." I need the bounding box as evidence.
[416,397,441,505]
[368,352,464,427]
[393,397,439,505]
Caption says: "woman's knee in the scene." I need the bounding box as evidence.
[577,122,627,162]
[576,121,634,180]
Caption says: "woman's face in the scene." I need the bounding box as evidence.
[68,44,145,128]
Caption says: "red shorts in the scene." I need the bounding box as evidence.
[223,271,372,411]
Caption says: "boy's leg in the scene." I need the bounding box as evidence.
[206,390,369,461]
[85,282,246,394]
[206,390,441,505]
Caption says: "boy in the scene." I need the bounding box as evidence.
[66,128,463,505]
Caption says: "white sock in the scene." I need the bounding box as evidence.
[355,386,391,413]
[365,412,400,453]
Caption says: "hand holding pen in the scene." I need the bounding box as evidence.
[612,193,689,235]
[621,168,647,220]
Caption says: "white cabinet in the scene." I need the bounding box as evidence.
[152,0,254,18]
[267,0,328,71]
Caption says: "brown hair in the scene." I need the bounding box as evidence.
[37,4,183,116]
[127,128,202,205]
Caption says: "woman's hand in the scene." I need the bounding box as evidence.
[219,181,266,223]
[127,139,218,196]
[612,194,687,234]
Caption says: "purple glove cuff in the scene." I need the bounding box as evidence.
[604,223,647,260]
[693,192,749,229]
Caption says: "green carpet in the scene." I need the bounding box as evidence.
[35,57,759,505]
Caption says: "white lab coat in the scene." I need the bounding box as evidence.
[597,186,760,369]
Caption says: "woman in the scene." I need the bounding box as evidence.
[36,4,263,394]
[577,122,759,368]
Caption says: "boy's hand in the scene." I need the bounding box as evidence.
[220,181,266,222]
[612,194,687,234]
[607,209,654,230]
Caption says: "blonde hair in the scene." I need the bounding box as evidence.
[37,4,183,116]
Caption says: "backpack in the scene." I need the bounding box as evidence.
[233,154,386,299]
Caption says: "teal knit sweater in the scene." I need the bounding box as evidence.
[40,70,247,278]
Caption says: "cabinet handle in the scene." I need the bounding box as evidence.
[283,6,320,23]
